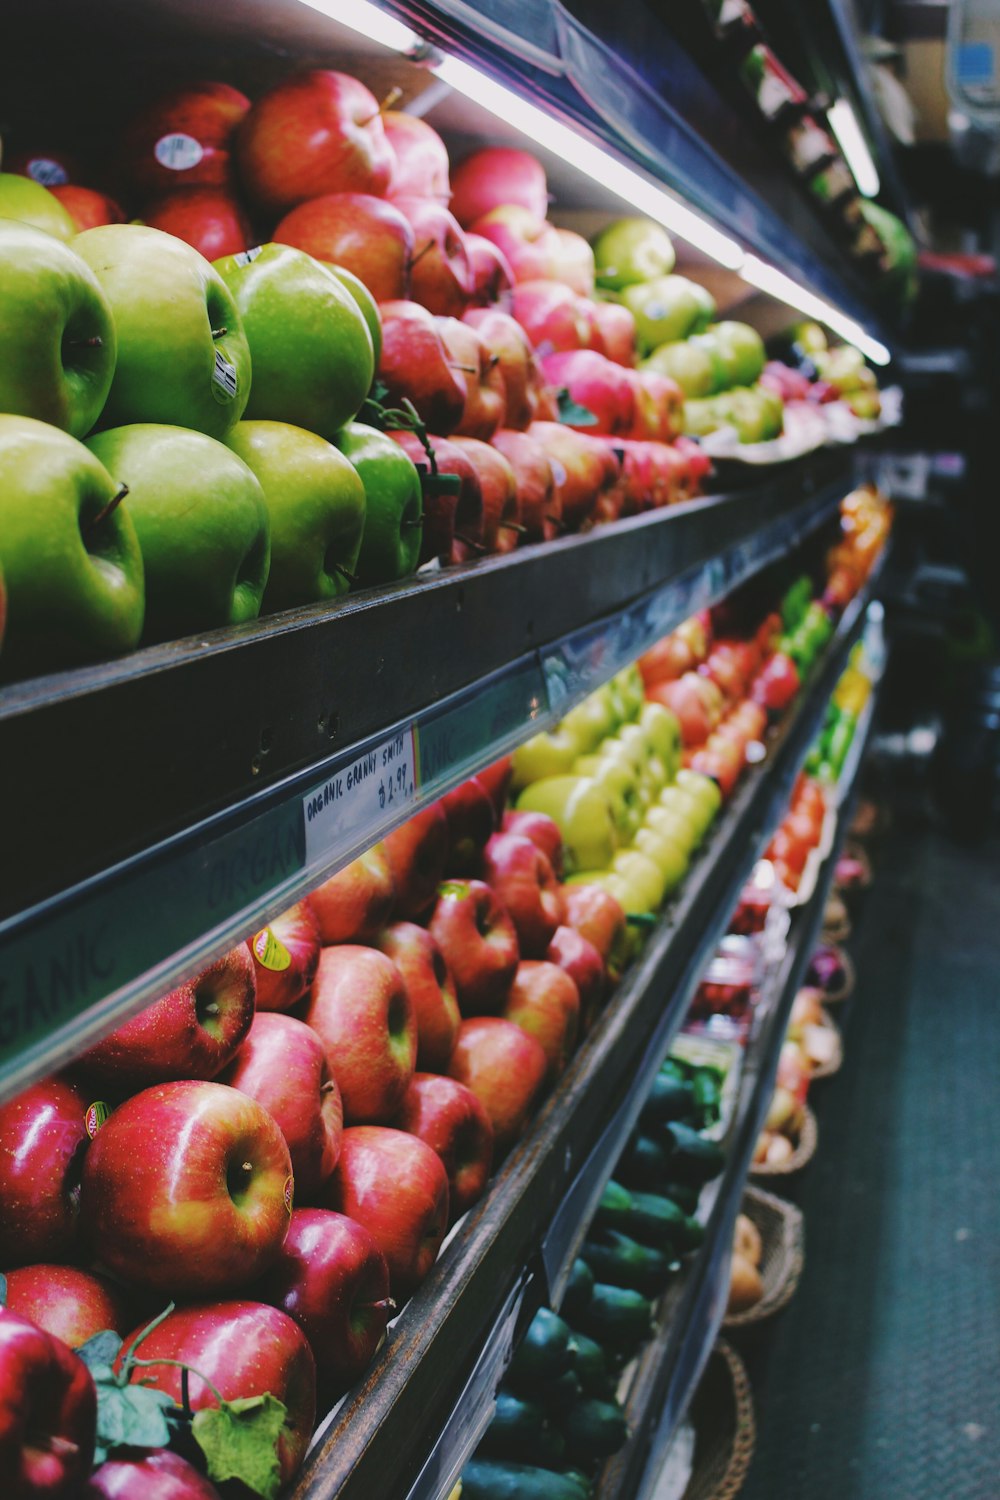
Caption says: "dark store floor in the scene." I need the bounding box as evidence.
[740,817,1000,1500]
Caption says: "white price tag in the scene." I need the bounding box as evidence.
[302,727,418,867]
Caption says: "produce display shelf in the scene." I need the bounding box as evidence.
[595,666,882,1500]
[0,451,853,1105]
[283,570,884,1500]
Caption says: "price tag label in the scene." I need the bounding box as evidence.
[302,726,419,867]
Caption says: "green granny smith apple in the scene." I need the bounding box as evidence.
[87,424,269,642]
[0,415,143,678]
[0,172,76,242]
[0,220,116,438]
[641,340,716,399]
[74,224,251,439]
[215,244,374,438]
[619,276,705,353]
[335,422,422,586]
[516,775,619,874]
[592,218,675,291]
[225,420,366,613]
[323,263,382,367]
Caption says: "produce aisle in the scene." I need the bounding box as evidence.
[741,818,1000,1500]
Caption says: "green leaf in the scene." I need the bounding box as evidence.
[193,1394,288,1500]
[75,1329,123,1368]
[557,388,599,427]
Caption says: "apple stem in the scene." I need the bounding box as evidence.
[87,483,129,535]
[455,532,488,554]
[334,563,359,585]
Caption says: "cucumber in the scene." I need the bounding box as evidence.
[580,1229,675,1295]
[640,1074,696,1126]
[461,1459,590,1500]
[616,1133,670,1190]
[567,1331,611,1397]
[508,1308,573,1392]
[576,1283,653,1352]
[544,1369,582,1416]
[663,1122,726,1185]
[661,1181,700,1214]
[561,1397,629,1460]
[621,1190,689,1248]
[560,1258,594,1320]
[595,1179,633,1232]
[480,1392,564,1466]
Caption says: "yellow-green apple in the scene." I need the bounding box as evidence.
[220,1012,343,1197]
[382,802,450,919]
[593,217,676,290]
[80,1081,292,1294]
[427,879,520,1015]
[563,884,628,982]
[546,925,605,1034]
[451,147,548,225]
[502,959,579,1080]
[438,318,505,440]
[468,207,561,283]
[490,429,554,545]
[464,309,538,430]
[619,275,705,352]
[325,263,382,365]
[145,186,251,260]
[447,1017,548,1155]
[511,280,595,353]
[215,243,374,436]
[120,80,250,200]
[392,1072,494,1219]
[304,946,415,1123]
[483,831,565,957]
[0,416,143,678]
[75,225,250,438]
[541,349,634,436]
[118,1300,315,1485]
[394,198,471,317]
[515,776,618,874]
[440,777,497,878]
[632,825,688,895]
[378,300,466,433]
[476,757,514,824]
[50,184,124,233]
[308,844,395,944]
[0,1307,96,1494]
[0,171,76,240]
[236,70,395,214]
[551,228,596,295]
[384,111,450,203]
[386,429,463,564]
[590,299,637,366]
[0,1076,89,1266]
[78,944,255,1089]
[275,193,413,302]
[500,809,563,877]
[449,437,517,557]
[335,421,423,584]
[527,422,605,531]
[249,901,320,1013]
[324,1126,449,1297]
[0,221,116,438]
[3,1265,132,1347]
[466,233,515,309]
[373,922,460,1072]
[225,419,365,611]
[86,424,269,642]
[87,1449,222,1499]
[259,1208,392,1393]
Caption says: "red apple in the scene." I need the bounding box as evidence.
[382,801,450,919]
[476,757,514,823]
[428,879,520,1015]
[590,300,637,366]
[512,280,596,354]
[394,198,471,317]
[118,1301,315,1485]
[440,777,497,877]
[450,147,548,226]
[373,921,459,1072]
[490,429,554,545]
[275,193,414,302]
[50,184,124,232]
[249,901,320,1013]
[379,299,467,434]
[501,809,564,876]
[76,945,256,1089]
[236,70,395,214]
[447,1017,548,1155]
[465,233,515,310]
[260,1208,392,1392]
[0,1306,96,1495]
[541,349,635,436]
[563,885,628,983]
[483,832,565,956]
[304,946,415,1123]
[219,1012,342,1197]
[391,1073,494,1219]
[550,228,596,295]
[546,924,606,1033]
[86,1449,222,1499]
[325,1126,449,1297]
[120,81,250,199]
[383,110,450,203]
[438,318,506,441]
[388,429,483,564]
[4,1265,132,1348]
[449,437,518,556]
[502,959,579,1079]
[527,421,604,532]
[80,1081,292,1295]
[308,843,395,944]
[464,308,539,431]
[0,1077,88,1267]
[468,207,561,283]
[143,186,252,260]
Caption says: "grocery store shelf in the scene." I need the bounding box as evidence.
[285,572,884,1500]
[0,451,853,1104]
[595,672,882,1500]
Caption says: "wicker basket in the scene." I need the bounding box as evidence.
[723,1185,805,1330]
[807,1009,843,1081]
[749,1103,818,1181]
[681,1341,755,1500]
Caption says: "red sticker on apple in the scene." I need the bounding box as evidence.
[283,1176,294,1216]
[85,1101,110,1138]
[253,927,292,972]
[154,132,204,171]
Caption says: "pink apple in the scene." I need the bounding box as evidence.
[450,147,548,226]
[464,307,539,431]
[373,922,459,1073]
[275,193,414,303]
[120,80,250,199]
[392,1072,493,1218]
[86,1449,221,1499]
[325,1126,449,1297]
[382,801,451,919]
[383,111,450,203]
[394,198,471,317]
[308,843,395,944]
[428,879,520,1015]
[447,1017,548,1155]
[483,832,565,956]
[249,901,320,1013]
[219,1012,343,1197]
[546,925,606,1034]
[438,318,506,441]
[80,1081,292,1295]
[260,1207,392,1392]
[468,207,561,283]
[512,280,596,353]
[76,945,256,1089]
[449,437,518,556]
[502,960,579,1080]
[304,945,415,1123]
[118,1301,315,1485]
[379,299,467,434]
[50,184,124,232]
[4,1265,133,1348]
[236,70,396,214]
[550,228,596,295]
[143,186,252,260]
[590,300,637,366]
[490,429,554,545]
[465,233,515,310]
[541,349,635,435]
[500,809,564,877]
[387,429,483,563]
[563,885,628,984]
[440,777,497,877]
[0,1076,88,1266]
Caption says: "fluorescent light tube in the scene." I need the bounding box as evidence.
[827,100,881,198]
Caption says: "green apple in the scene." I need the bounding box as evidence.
[639,702,682,779]
[516,776,619,874]
[0,220,116,438]
[215,243,374,438]
[74,224,251,439]
[87,424,269,642]
[619,276,704,352]
[711,322,766,387]
[560,691,618,755]
[632,825,688,895]
[0,172,75,242]
[640,340,716,398]
[334,422,422,585]
[592,218,675,291]
[611,848,666,911]
[324,263,382,368]
[225,420,366,613]
[0,415,143,677]
[644,802,698,856]
[575,754,643,842]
